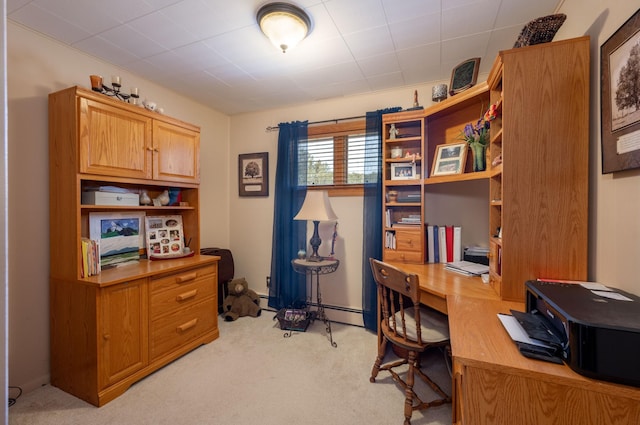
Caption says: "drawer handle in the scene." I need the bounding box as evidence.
[176,272,198,283]
[176,289,198,301]
[177,318,198,333]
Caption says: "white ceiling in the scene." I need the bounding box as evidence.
[8,0,562,115]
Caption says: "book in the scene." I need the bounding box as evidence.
[444,261,489,276]
[427,225,435,263]
[446,225,454,263]
[438,226,447,263]
[433,225,439,263]
[453,226,462,262]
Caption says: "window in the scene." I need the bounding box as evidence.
[298,120,366,195]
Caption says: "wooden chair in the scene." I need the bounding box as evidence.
[369,258,451,425]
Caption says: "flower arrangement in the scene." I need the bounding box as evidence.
[460,104,498,171]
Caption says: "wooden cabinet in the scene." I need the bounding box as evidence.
[76,87,199,183]
[49,86,218,406]
[98,278,149,389]
[486,36,589,301]
[381,36,589,302]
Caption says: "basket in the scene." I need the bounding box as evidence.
[513,14,566,48]
[276,308,311,332]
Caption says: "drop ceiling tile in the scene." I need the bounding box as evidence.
[365,71,406,91]
[389,13,441,50]
[73,35,140,66]
[343,26,395,59]
[7,0,31,14]
[357,52,401,77]
[99,24,167,59]
[382,0,442,23]
[323,0,387,34]
[495,0,561,27]
[9,3,92,44]
[442,0,501,40]
[128,10,199,50]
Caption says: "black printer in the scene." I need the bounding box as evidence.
[525,279,640,388]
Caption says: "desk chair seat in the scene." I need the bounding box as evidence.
[369,258,451,425]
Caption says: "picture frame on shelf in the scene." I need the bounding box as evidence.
[449,57,480,96]
[239,152,269,196]
[390,162,417,180]
[89,212,145,268]
[431,142,467,177]
[145,215,185,259]
[600,8,640,174]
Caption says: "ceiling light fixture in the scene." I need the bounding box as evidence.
[257,2,311,53]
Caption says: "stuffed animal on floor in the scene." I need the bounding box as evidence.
[222,277,262,321]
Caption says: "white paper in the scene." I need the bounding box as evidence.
[592,290,633,301]
[580,282,611,291]
[497,314,556,348]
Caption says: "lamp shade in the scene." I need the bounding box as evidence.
[257,2,311,53]
[294,190,337,222]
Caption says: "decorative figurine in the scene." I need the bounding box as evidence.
[389,123,399,139]
[139,189,152,205]
[413,90,420,108]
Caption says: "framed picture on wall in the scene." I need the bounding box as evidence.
[239,152,269,196]
[431,142,467,177]
[449,58,480,96]
[601,8,640,173]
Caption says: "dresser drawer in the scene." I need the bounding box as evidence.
[150,298,216,360]
[151,264,216,295]
[384,249,423,263]
[150,275,215,318]
[394,229,422,252]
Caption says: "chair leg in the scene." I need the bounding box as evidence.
[403,350,417,425]
[370,337,387,383]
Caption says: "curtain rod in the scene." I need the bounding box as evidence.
[265,114,366,132]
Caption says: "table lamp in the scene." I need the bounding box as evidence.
[294,190,338,261]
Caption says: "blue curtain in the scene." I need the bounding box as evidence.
[269,121,309,310]
[362,107,402,331]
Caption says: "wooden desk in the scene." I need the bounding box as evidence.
[386,262,640,424]
[387,262,500,314]
[448,295,640,425]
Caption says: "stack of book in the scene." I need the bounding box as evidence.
[80,238,101,277]
[394,214,421,226]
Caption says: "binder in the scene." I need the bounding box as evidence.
[438,226,447,263]
[453,226,462,262]
[445,225,454,263]
[433,225,439,263]
[427,225,435,263]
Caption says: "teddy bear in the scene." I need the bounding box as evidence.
[222,277,262,322]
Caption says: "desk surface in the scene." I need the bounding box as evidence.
[448,294,640,402]
[387,261,500,314]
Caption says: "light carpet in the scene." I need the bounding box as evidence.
[9,311,452,425]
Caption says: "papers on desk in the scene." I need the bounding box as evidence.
[498,313,564,364]
[444,261,489,276]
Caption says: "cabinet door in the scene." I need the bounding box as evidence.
[98,279,149,389]
[79,98,153,179]
[153,120,200,183]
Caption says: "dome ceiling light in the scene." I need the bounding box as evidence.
[257,2,311,53]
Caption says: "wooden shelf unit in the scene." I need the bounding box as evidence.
[49,86,219,406]
[381,36,589,302]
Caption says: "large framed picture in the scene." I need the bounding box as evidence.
[89,212,145,268]
[145,215,186,259]
[449,58,480,96]
[601,9,640,173]
[239,152,269,196]
[390,162,417,180]
[431,143,467,177]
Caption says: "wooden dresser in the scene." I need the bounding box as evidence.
[48,86,219,406]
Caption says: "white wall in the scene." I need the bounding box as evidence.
[7,22,230,393]
[555,0,640,296]
[7,0,640,398]
[228,81,486,325]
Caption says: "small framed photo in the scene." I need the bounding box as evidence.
[431,142,467,177]
[449,58,480,96]
[239,152,269,196]
[390,163,416,180]
[145,215,185,259]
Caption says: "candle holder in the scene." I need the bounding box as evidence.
[89,75,140,104]
[432,84,448,102]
